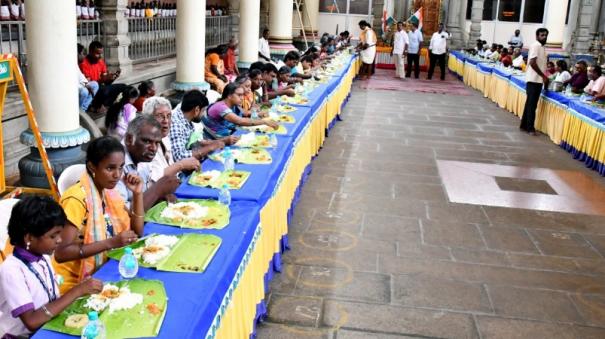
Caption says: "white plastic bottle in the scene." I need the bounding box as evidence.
[270,134,278,148]
[118,247,138,279]
[223,147,235,172]
[218,184,231,206]
[81,311,106,339]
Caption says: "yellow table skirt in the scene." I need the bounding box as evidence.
[464,64,477,89]
[214,58,359,339]
[476,71,488,94]
[506,84,526,117]
[480,72,492,98]
[493,76,510,109]
[561,110,605,168]
[448,55,457,72]
[535,98,568,144]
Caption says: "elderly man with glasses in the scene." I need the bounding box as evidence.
[142,96,201,183]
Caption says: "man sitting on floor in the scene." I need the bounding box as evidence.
[170,89,237,162]
[116,115,181,210]
[205,45,229,93]
[77,43,99,112]
[80,40,122,114]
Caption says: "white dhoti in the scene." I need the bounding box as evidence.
[393,54,405,78]
[361,45,376,64]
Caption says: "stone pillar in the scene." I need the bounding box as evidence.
[238,0,260,68]
[571,0,597,54]
[543,0,569,48]
[269,0,295,55]
[468,0,483,48]
[301,0,319,36]
[173,0,208,91]
[460,0,469,46]
[100,0,132,75]
[229,0,241,43]
[19,0,89,188]
[446,0,463,49]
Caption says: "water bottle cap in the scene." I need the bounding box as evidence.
[88,311,99,321]
[124,247,133,254]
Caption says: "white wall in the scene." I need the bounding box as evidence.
[464,20,567,49]
[318,13,373,37]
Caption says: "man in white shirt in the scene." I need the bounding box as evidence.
[406,22,423,79]
[508,29,524,49]
[258,28,271,62]
[392,21,409,79]
[428,23,450,80]
[520,28,549,135]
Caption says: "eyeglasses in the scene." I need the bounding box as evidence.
[154,113,171,122]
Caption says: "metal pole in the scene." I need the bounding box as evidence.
[368,0,373,25]
[345,0,350,32]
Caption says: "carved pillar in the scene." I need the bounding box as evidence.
[446,0,463,49]
[469,0,483,48]
[100,0,132,75]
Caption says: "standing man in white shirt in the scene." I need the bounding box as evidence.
[392,21,409,79]
[508,29,524,49]
[428,23,450,81]
[520,28,549,135]
[406,22,423,79]
[258,28,271,62]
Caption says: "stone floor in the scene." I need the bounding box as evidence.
[256,73,605,339]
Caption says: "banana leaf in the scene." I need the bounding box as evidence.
[240,124,288,135]
[144,199,230,229]
[43,279,167,339]
[275,114,296,124]
[277,105,297,113]
[235,134,271,148]
[209,148,272,165]
[106,234,222,273]
[157,233,221,273]
[188,170,251,189]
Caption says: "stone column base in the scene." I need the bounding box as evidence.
[172,81,211,92]
[18,127,90,189]
[18,146,86,189]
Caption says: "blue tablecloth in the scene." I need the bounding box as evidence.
[478,62,494,74]
[175,134,293,203]
[34,201,262,339]
[568,100,605,124]
[492,67,512,80]
[509,75,526,90]
[543,90,574,106]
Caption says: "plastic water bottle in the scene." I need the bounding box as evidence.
[270,134,278,148]
[81,311,106,339]
[251,107,259,120]
[218,184,231,206]
[118,247,138,279]
[223,147,235,172]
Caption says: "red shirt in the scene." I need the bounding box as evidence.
[501,55,512,68]
[79,57,107,82]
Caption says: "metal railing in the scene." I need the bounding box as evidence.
[0,19,102,84]
[127,15,234,64]
[206,15,233,48]
[127,16,176,64]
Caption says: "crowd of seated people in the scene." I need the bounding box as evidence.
[1,28,356,338]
